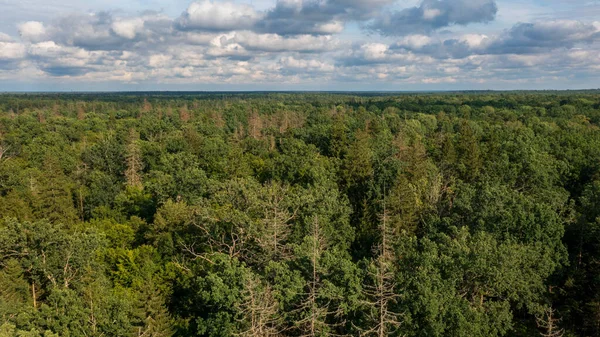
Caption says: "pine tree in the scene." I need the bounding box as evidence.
[295,216,339,337]
[248,109,263,140]
[77,104,85,120]
[32,157,78,224]
[0,136,10,163]
[360,204,403,337]
[132,283,173,337]
[255,182,296,261]
[142,99,152,116]
[236,274,282,337]
[179,105,190,123]
[0,259,31,318]
[536,306,564,337]
[37,111,46,124]
[52,103,61,117]
[125,129,144,189]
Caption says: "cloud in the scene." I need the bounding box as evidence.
[215,31,339,52]
[279,56,335,72]
[176,1,262,31]
[382,20,600,60]
[38,12,173,51]
[338,42,425,66]
[18,21,47,42]
[2,1,600,89]
[41,65,93,76]
[27,41,99,76]
[485,20,600,54]
[368,0,498,36]
[111,18,145,39]
[0,42,26,60]
[255,0,394,35]
[0,33,15,42]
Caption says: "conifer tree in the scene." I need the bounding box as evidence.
[236,274,282,337]
[125,129,144,189]
[0,259,30,318]
[295,216,340,337]
[179,105,190,123]
[132,282,173,337]
[77,104,85,120]
[255,182,296,260]
[360,199,403,337]
[536,306,564,337]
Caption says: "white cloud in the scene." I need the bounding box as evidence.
[459,34,489,48]
[224,31,338,52]
[399,35,433,49]
[0,42,26,60]
[313,21,344,34]
[177,1,262,31]
[111,18,144,39]
[18,21,46,42]
[362,43,389,60]
[0,33,13,42]
[423,9,442,20]
[1,1,600,89]
[149,54,173,68]
[280,56,335,72]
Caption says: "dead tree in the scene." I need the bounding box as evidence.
[359,201,403,337]
[0,143,10,162]
[236,274,283,337]
[294,216,345,337]
[255,182,298,260]
[125,129,143,189]
[185,210,252,264]
[536,306,564,337]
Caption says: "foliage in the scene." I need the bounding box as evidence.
[1,91,600,336]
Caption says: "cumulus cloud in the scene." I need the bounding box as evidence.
[39,12,173,51]
[486,20,600,54]
[279,56,335,72]
[176,1,262,31]
[255,0,394,35]
[2,0,600,89]
[368,0,498,36]
[18,21,47,42]
[111,18,145,39]
[382,20,600,60]
[338,42,424,67]
[216,31,339,52]
[0,42,26,60]
[0,33,14,42]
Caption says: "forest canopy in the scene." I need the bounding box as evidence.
[1,91,600,337]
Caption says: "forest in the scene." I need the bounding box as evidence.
[0,91,599,337]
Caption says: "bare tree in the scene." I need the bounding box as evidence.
[255,182,298,260]
[294,216,345,337]
[185,210,251,264]
[359,204,403,337]
[179,104,190,122]
[536,306,564,337]
[248,109,264,140]
[236,274,283,337]
[125,129,144,189]
[0,143,11,162]
[77,103,85,120]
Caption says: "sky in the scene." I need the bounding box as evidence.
[0,0,599,91]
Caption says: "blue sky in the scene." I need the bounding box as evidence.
[0,0,599,91]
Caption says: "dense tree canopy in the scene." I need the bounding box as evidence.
[1,91,600,336]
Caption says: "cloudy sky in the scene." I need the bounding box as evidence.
[0,0,599,91]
